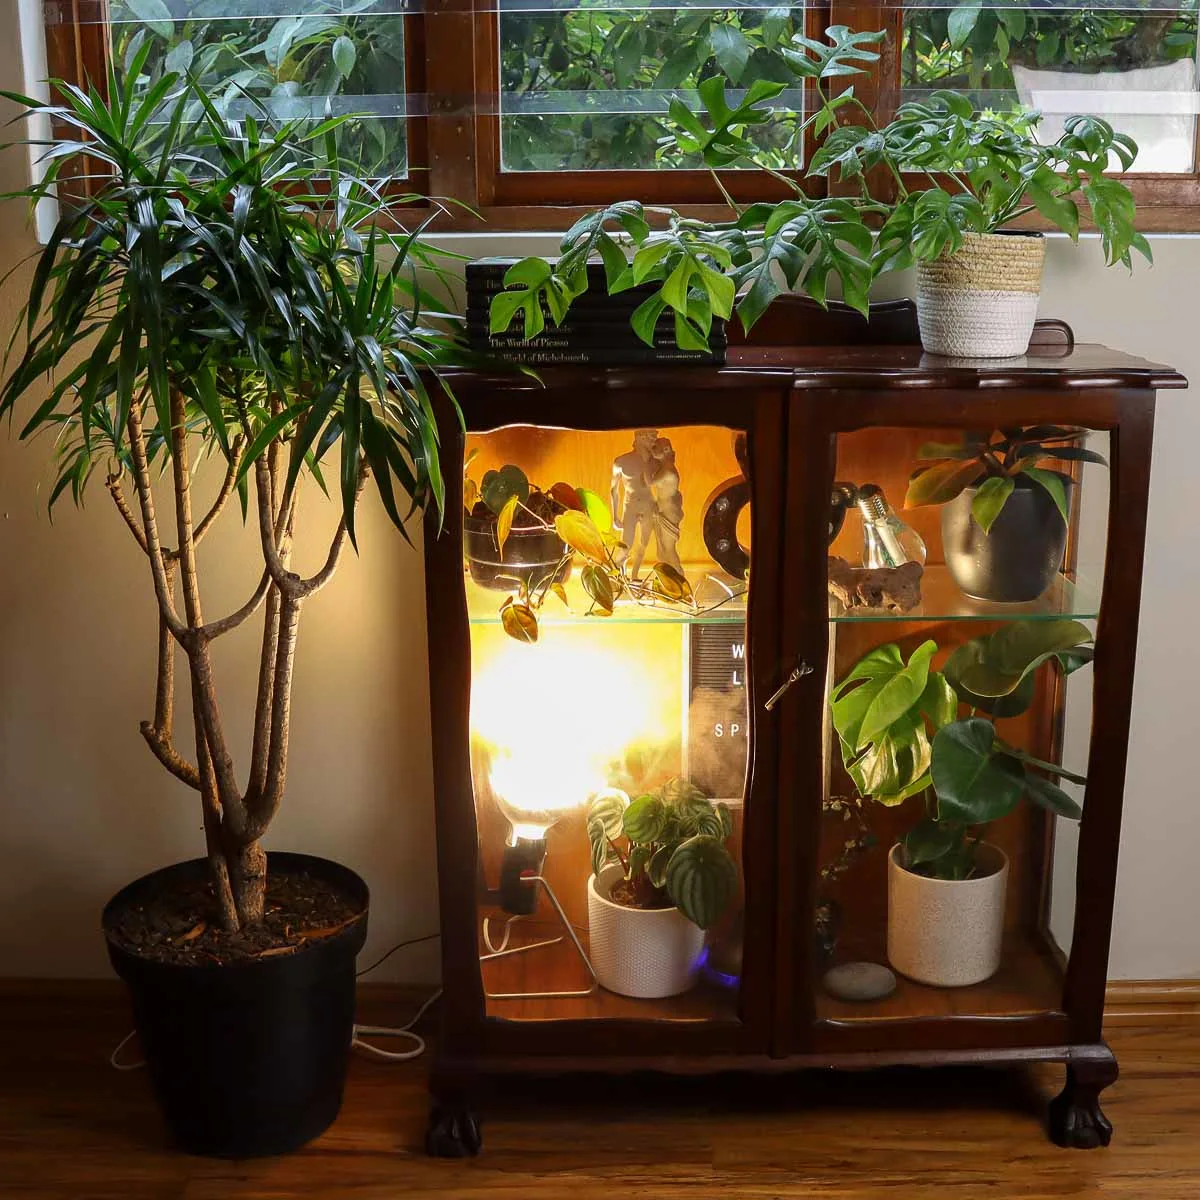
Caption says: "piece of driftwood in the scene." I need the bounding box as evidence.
[827,556,923,613]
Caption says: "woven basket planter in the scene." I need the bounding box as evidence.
[916,231,1046,358]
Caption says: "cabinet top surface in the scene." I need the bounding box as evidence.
[450,343,1185,393]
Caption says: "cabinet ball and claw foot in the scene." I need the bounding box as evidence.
[425,1103,483,1158]
[1048,1046,1120,1149]
[422,298,1185,1153]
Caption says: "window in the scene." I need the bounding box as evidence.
[901,4,1200,174]
[49,1,420,189]
[42,0,1200,226]
[497,3,808,172]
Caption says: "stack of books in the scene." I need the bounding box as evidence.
[466,258,727,366]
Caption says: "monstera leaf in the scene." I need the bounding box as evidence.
[664,835,739,930]
[943,619,1094,717]
[830,640,957,806]
[931,717,1085,827]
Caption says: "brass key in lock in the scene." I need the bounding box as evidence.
[763,660,814,711]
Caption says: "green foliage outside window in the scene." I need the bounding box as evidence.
[110,0,407,175]
[499,7,807,171]
[903,4,1198,97]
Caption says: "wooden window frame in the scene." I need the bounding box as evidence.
[44,0,1200,231]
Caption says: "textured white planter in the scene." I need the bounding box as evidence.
[916,232,1045,359]
[887,842,1009,988]
[587,865,705,999]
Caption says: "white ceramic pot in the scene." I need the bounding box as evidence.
[887,842,1009,988]
[916,231,1045,358]
[587,864,705,999]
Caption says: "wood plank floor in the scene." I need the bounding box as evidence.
[1,983,1198,1200]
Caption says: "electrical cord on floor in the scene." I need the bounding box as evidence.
[356,931,440,978]
[109,1029,145,1072]
[108,931,443,1071]
[352,931,442,1063]
[351,987,442,1063]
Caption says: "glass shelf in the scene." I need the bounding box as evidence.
[830,566,1101,625]
[464,562,748,627]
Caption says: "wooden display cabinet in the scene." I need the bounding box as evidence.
[421,307,1184,1155]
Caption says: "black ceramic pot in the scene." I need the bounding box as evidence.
[941,477,1072,602]
[103,852,368,1158]
[464,515,570,591]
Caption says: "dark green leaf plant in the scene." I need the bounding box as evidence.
[831,620,1094,880]
[905,426,1107,533]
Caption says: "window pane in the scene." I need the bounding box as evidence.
[902,2,1200,173]
[107,1,409,175]
[499,1,806,172]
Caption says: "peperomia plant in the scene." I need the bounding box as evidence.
[489,25,1148,348]
[587,779,738,929]
[832,620,1094,879]
[904,426,1107,533]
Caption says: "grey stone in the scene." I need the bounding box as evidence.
[822,961,897,1002]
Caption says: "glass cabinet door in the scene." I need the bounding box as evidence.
[460,422,761,1028]
[805,421,1108,1038]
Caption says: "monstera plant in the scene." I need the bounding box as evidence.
[832,620,1094,880]
[488,25,1147,354]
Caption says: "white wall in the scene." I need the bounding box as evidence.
[1,6,1198,981]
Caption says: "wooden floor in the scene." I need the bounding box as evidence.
[2,983,1199,1200]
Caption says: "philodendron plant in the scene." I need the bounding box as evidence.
[831,620,1094,880]
[905,426,1108,533]
[587,779,738,929]
[489,26,1147,349]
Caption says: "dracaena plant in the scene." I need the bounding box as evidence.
[0,54,473,932]
[831,621,1093,880]
[904,426,1107,533]
[490,25,1148,347]
[587,779,738,929]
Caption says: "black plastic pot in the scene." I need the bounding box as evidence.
[464,515,570,591]
[941,476,1072,602]
[103,852,368,1158]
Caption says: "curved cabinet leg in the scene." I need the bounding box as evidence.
[1048,1044,1119,1149]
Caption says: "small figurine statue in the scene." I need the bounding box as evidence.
[648,435,683,573]
[611,429,660,578]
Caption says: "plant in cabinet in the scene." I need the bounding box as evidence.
[0,63,471,1154]
[586,780,738,998]
[463,461,573,594]
[831,621,1094,987]
[906,427,1107,602]
[468,470,701,642]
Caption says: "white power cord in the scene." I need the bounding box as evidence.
[108,930,443,1071]
[107,989,442,1071]
[109,1029,145,1072]
[351,988,441,1062]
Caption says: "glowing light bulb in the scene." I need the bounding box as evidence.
[470,630,675,843]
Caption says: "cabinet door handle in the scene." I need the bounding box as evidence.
[763,660,814,711]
